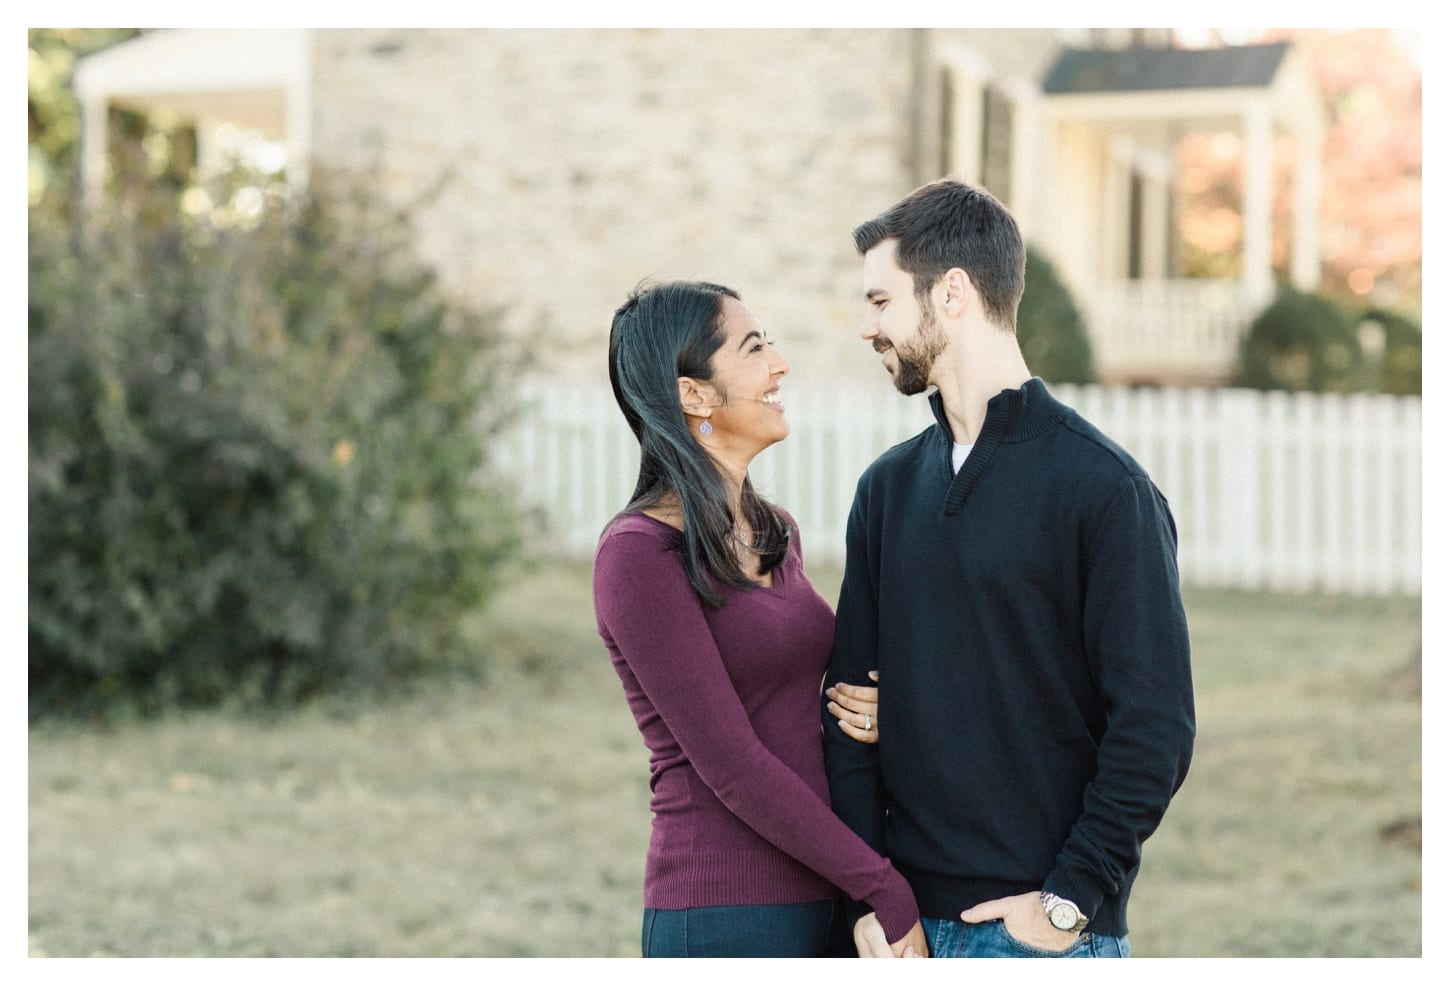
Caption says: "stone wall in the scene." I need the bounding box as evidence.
[308,28,931,387]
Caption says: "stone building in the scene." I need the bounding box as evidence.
[75,27,1328,386]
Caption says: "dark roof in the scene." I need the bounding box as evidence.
[1042,42,1291,94]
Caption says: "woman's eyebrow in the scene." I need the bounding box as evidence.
[736,330,762,352]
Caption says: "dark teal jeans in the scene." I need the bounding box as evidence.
[641,898,851,957]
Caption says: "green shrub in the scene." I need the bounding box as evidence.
[1358,307,1421,396]
[1233,287,1364,393]
[28,177,523,719]
[1017,247,1096,383]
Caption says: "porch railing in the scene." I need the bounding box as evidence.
[1086,279,1254,381]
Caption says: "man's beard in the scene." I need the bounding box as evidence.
[886,301,948,396]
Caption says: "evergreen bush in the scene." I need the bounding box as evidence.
[1017,247,1096,384]
[1233,287,1364,392]
[29,177,523,718]
[1358,307,1421,396]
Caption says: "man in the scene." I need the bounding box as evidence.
[822,179,1195,959]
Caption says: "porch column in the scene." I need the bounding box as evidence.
[1006,79,1039,234]
[193,117,225,177]
[1138,148,1173,280]
[945,58,985,187]
[283,38,313,193]
[1105,136,1135,280]
[78,93,109,205]
[1242,103,1275,308]
[1291,127,1324,291]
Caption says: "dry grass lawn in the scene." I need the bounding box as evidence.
[28,558,1421,957]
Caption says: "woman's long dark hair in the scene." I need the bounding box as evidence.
[607,280,789,606]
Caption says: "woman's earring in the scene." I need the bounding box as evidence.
[698,421,713,436]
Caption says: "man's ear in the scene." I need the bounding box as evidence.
[940,267,976,318]
[678,376,718,419]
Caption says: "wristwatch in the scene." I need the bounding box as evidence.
[1041,891,1089,934]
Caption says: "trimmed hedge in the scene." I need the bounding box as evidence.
[1360,306,1422,396]
[1017,247,1096,384]
[1233,287,1365,393]
[29,179,522,718]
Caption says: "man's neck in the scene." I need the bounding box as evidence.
[931,327,1031,445]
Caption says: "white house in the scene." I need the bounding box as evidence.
[73,27,1329,386]
[67,29,1422,597]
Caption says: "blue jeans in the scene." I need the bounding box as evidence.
[922,917,1131,958]
[642,899,851,957]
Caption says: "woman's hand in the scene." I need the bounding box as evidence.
[826,670,879,745]
[853,913,926,958]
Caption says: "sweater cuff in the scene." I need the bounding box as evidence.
[863,868,921,946]
[1044,862,1105,923]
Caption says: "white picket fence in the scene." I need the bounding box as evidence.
[495,381,1422,597]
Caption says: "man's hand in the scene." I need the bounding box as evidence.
[960,891,1081,952]
[853,912,927,958]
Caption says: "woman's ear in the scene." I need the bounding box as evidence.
[677,376,718,419]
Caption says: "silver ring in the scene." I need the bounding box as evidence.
[863,714,873,731]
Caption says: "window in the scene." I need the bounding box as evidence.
[934,63,1012,200]
[980,85,1013,202]
[938,66,955,179]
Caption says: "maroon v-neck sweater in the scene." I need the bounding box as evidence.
[593,512,919,943]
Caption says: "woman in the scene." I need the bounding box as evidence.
[592,280,927,958]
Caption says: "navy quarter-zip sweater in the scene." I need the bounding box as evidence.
[823,377,1195,938]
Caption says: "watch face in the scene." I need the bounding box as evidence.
[1049,902,1077,931]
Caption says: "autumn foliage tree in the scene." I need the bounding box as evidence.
[1174,29,1421,314]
